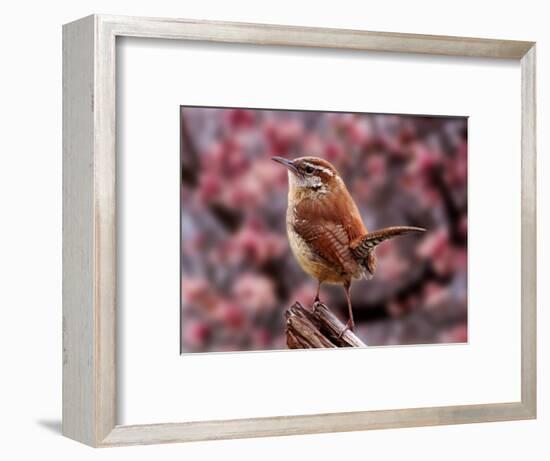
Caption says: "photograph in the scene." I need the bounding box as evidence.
[180,106,468,353]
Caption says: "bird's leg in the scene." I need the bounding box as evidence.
[315,280,321,303]
[338,281,355,338]
[312,280,322,313]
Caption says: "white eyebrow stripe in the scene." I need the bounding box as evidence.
[303,161,334,176]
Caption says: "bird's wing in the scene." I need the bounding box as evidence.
[292,219,355,274]
[293,195,366,275]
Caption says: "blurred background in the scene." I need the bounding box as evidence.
[180,106,467,353]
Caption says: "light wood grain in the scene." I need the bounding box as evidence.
[62,15,96,446]
[102,402,532,446]
[62,14,537,447]
[520,45,537,418]
[102,15,533,58]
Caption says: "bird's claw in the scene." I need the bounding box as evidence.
[311,299,321,314]
[337,320,355,339]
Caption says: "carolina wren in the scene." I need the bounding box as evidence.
[272,156,425,333]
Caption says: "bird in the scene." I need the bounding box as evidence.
[272,155,426,334]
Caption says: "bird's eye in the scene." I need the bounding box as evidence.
[305,165,314,174]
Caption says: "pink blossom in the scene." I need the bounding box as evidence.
[302,133,324,157]
[264,118,304,155]
[181,277,219,311]
[432,246,455,277]
[445,154,467,185]
[225,173,264,208]
[345,117,372,146]
[365,154,387,188]
[376,250,408,282]
[182,320,210,348]
[215,301,247,330]
[439,324,468,343]
[233,274,276,312]
[417,228,449,259]
[399,125,415,145]
[224,108,255,129]
[366,154,386,176]
[324,141,346,163]
[224,223,287,266]
[374,238,394,257]
[197,171,222,203]
[181,277,209,304]
[408,143,441,174]
[417,229,459,276]
[423,282,449,308]
[252,158,286,188]
[452,248,468,272]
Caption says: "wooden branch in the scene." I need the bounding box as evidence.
[285,302,367,349]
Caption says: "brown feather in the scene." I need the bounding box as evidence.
[350,226,426,260]
[291,181,366,278]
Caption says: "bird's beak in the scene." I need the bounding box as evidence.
[271,156,300,176]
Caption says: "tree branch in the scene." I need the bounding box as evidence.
[285,302,367,348]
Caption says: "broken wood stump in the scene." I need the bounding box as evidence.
[285,301,367,349]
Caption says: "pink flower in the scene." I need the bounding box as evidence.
[181,277,209,304]
[439,324,468,343]
[181,277,219,311]
[452,248,468,272]
[417,228,449,259]
[182,320,210,348]
[366,154,386,177]
[203,137,249,178]
[264,118,304,155]
[223,222,287,266]
[225,173,264,208]
[324,141,345,163]
[252,158,286,188]
[399,125,415,144]
[433,246,455,277]
[345,117,371,146]
[197,171,222,203]
[445,154,467,185]
[224,159,288,208]
[376,250,408,282]
[373,239,395,258]
[224,108,255,129]
[364,154,387,189]
[233,274,276,312]
[409,143,441,174]
[302,133,324,157]
[216,301,247,330]
[423,282,449,308]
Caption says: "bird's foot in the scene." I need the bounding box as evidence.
[311,297,321,314]
[337,319,355,339]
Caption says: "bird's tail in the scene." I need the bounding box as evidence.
[350,226,426,260]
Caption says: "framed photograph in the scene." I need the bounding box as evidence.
[63,15,536,447]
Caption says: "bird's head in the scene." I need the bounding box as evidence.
[272,156,341,192]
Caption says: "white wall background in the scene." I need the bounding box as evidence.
[0,0,546,459]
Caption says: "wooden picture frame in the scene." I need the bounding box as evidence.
[62,14,537,447]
